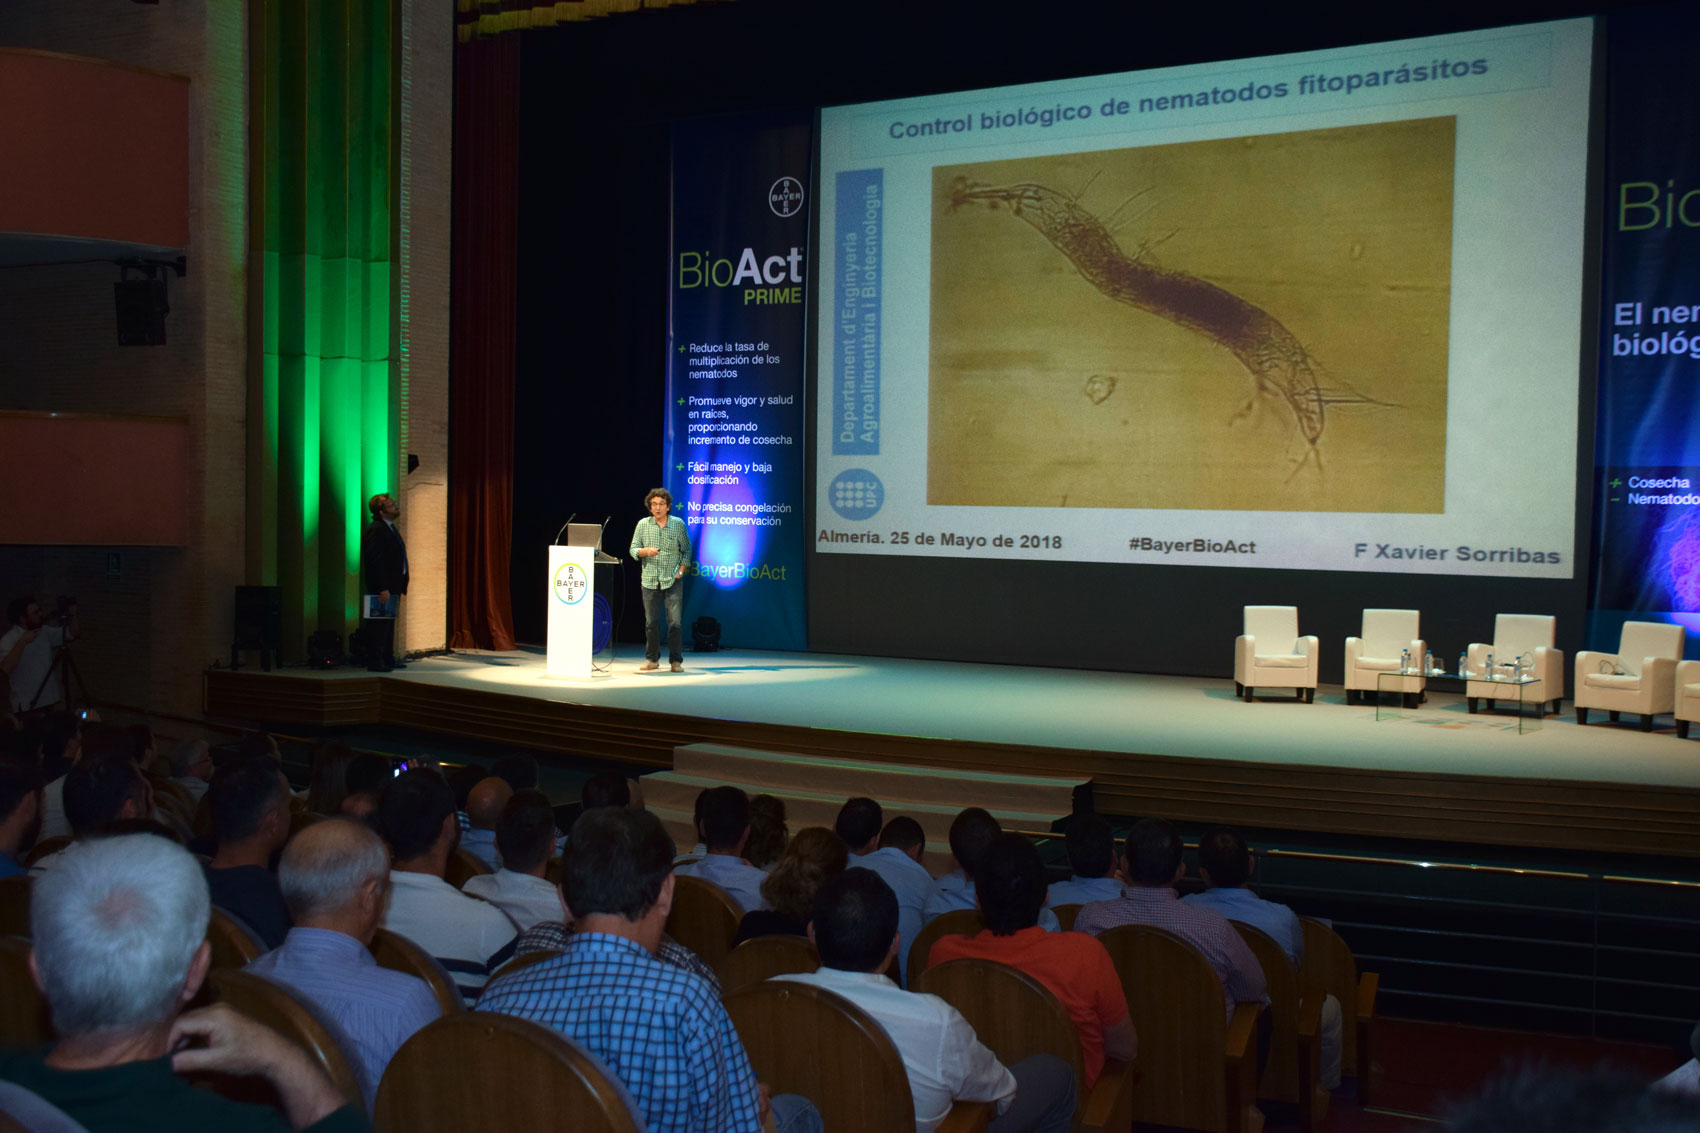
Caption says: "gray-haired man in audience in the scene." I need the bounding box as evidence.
[247,818,441,1112]
[0,834,363,1132]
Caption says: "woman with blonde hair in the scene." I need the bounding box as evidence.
[734,826,848,945]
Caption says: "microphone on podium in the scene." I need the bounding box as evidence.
[552,513,577,545]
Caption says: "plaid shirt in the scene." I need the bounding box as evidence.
[629,515,692,590]
[1075,885,1267,1022]
[513,921,720,992]
[479,933,757,1133]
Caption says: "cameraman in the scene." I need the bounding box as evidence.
[2,596,79,713]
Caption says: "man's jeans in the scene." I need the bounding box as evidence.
[642,582,684,664]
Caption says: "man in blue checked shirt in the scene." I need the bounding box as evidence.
[478,807,820,1133]
[630,487,692,673]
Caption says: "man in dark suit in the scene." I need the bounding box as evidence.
[361,493,408,672]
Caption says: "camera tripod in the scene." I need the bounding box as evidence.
[27,632,91,716]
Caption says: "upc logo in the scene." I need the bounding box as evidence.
[829,469,883,520]
[769,176,804,218]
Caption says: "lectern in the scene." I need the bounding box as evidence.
[546,523,614,678]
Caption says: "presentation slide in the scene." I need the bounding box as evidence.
[814,19,1593,578]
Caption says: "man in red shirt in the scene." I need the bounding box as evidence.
[928,834,1136,1089]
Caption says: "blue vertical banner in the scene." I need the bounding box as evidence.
[1588,6,1700,655]
[666,115,810,651]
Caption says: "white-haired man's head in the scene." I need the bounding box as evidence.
[30,834,211,1038]
[279,818,391,940]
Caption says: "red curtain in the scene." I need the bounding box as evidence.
[448,34,520,650]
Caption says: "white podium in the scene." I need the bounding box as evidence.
[545,543,595,678]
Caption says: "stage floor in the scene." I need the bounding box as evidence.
[204,646,1700,856]
[343,646,1699,788]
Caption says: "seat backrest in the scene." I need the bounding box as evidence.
[1617,621,1685,676]
[664,875,742,972]
[489,948,562,985]
[444,848,492,890]
[1050,903,1081,932]
[206,907,267,971]
[908,909,985,982]
[1360,609,1419,655]
[1493,614,1555,655]
[1096,924,1229,1131]
[1243,606,1298,647]
[1299,916,1360,1077]
[0,935,51,1051]
[208,969,364,1111]
[913,958,1087,1097]
[1232,921,1299,1103]
[718,934,820,996]
[369,929,463,1017]
[0,1081,91,1133]
[22,837,70,869]
[374,1012,643,1133]
[0,877,30,939]
[725,979,917,1133]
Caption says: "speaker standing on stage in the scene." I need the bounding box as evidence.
[362,493,408,673]
[630,487,692,673]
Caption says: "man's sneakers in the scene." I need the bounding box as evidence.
[670,661,683,673]
[638,660,659,672]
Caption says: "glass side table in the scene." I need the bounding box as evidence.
[1378,669,1545,734]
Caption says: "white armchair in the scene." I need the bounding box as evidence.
[1465,614,1563,716]
[1677,660,1700,740]
[1234,605,1319,703]
[1344,608,1426,706]
[1574,621,1686,731]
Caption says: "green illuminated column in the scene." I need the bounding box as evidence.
[250,0,398,657]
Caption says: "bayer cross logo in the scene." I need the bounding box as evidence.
[829,469,883,520]
[553,562,587,605]
[769,176,804,218]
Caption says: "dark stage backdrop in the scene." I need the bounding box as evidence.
[512,0,1642,678]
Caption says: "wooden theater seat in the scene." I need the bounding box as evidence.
[1050,903,1083,932]
[1097,924,1263,1133]
[369,928,463,1017]
[0,877,30,939]
[717,934,819,997]
[1300,916,1379,1104]
[1233,922,1326,1131]
[444,847,492,890]
[664,874,742,973]
[489,947,562,985]
[206,969,364,1112]
[914,957,1136,1133]
[908,909,985,984]
[374,1013,643,1133]
[725,978,992,1133]
[205,907,267,971]
[0,936,51,1050]
[22,838,69,869]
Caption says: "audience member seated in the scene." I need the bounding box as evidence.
[168,739,215,804]
[489,753,541,793]
[581,771,632,812]
[746,793,789,870]
[0,834,361,1132]
[856,815,934,984]
[478,807,818,1133]
[445,760,487,832]
[31,751,149,874]
[35,711,81,841]
[246,817,440,1112]
[1045,815,1124,907]
[734,827,848,945]
[0,756,42,878]
[377,768,518,1002]
[1446,1063,1700,1133]
[1076,818,1267,1025]
[337,754,392,822]
[205,754,296,950]
[924,808,1060,932]
[1185,827,1341,1088]
[673,788,710,863]
[930,833,1136,1091]
[675,785,769,913]
[835,796,883,857]
[464,790,562,930]
[783,869,1076,1133]
[305,742,358,817]
[460,776,512,872]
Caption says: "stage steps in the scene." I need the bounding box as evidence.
[643,743,1085,875]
